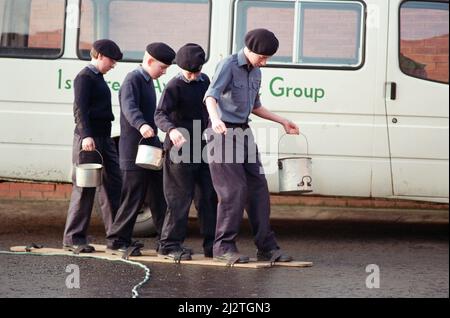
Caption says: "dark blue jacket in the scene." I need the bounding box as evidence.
[155,73,210,162]
[118,66,161,170]
[73,65,114,138]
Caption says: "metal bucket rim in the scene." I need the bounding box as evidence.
[278,156,312,160]
[138,144,163,152]
[136,162,163,170]
[76,163,103,169]
[136,143,164,170]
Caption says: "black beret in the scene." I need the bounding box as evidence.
[245,28,279,56]
[93,39,123,61]
[146,42,176,65]
[176,43,206,72]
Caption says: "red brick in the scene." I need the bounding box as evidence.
[56,184,73,194]
[272,195,310,205]
[300,196,327,206]
[42,191,68,200]
[345,198,369,208]
[0,191,20,199]
[31,184,55,192]
[372,200,396,209]
[0,182,10,191]
[9,183,34,191]
[20,191,43,199]
[55,184,73,199]
[325,198,347,207]
[394,200,417,209]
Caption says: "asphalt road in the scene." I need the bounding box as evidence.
[0,200,448,299]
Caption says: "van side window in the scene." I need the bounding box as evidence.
[400,1,449,83]
[0,0,65,58]
[78,0,211,61]
[234,0,364,68]
[234,1,295,63]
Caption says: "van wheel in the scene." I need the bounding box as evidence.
[132,204,157,238]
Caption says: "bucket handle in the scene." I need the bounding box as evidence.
[138,137,150,145]
[138,137,162,148]
[138,137,165,156]
[78,149,104,166]
[278,132,309,157]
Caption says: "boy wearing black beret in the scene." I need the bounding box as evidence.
[155,43,217,260]
[106,43,175,257]
[204,29,299,264]
[63,39,123,253]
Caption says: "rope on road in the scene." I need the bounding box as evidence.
[0,250,151,298]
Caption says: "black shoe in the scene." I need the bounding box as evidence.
[130,240,145,249]
[106,245,142,257]
[204,249,213,258]
[159,247,192,261]
[257,249,293,262]
[63,244,95,254]
[159,245,193,255]
[106,241,143,257]
[214,252,250,264]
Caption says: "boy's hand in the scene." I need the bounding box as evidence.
[82,137,96,151]
[140,124,155,138]
[169,128,187,148]
[211,119,227,135]
[283,119,300,135]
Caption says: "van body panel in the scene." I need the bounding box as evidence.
[385,0,449,198]
[0,0,448,203]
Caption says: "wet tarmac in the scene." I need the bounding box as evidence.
[0,200,448,298]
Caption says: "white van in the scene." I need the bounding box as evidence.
[0,0,448,205]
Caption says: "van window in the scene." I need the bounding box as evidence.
[234,1,295,63]
[400,1,449,83]
[78,0,211,61]
[0,0,65,58]
[234,0,364,68]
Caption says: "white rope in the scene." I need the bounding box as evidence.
[0,250,151,298]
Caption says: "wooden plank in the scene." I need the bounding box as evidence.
[9,246,156,260]
[10,246,123,261]
[249,258,313,268]
[147,254,271,269]
[9,246,312,269]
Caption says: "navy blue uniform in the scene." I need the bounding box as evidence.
[204,50,279,256]
[63,65,122,246]
[106,66,166,249]
[155,73,217,256]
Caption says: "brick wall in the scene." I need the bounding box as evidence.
[0,182,72,201]
[28,0,65,49]
[0,181,447,210]
[79,1,210,52]
[401,34,449,82]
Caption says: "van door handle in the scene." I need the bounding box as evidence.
[390,82,397,100]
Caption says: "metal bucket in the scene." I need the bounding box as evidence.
[278,133,313,194]
[135,138,164,170]
[75,149,103,188]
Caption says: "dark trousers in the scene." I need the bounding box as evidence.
[106,169,167,247]
[207,126,279,256]
[160,157,217,254]
[63,134,122,246]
